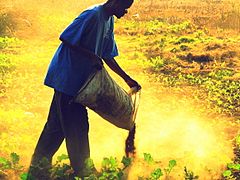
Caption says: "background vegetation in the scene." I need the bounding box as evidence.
[0,0,239,179]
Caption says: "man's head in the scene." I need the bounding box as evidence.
[104,0,134,18]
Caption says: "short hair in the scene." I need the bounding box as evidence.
[120,0,134,7]
[107,0,134,4]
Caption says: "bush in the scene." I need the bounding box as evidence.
[0,36,22,49]
[0,53,15,96]
[0,11,16,36]
[0,54,14,77]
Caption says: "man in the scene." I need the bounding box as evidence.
[28,0,140,178]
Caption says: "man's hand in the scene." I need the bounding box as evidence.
[125,76,141,90]
[103,58,141,90]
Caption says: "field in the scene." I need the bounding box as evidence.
[0,0,240,179]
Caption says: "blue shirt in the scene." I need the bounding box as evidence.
[44,5,118,96]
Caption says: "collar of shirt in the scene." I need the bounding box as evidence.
[100,5,111,21]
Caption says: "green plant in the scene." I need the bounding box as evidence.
[154,69,240,116]
[174,36,195,45]
[164,160,177,176]
[98,156,124,180]
[0,54,14,75]
[141,154,177,179]
[143,20,165,36]
[208,69,234,80]
[0,36,23,49]
[25,157,52,180]
[121,156,132,170]
[0,53,15,97]
[83,156,132,180]
[222,170,233,179]
[180,44,190,51]
[0,152,23,171]
[227,163,240,171]
[149,168,163,180]
[184,167,199,180]
[222,163,240,179]
[150,56,166,70]
[169,21,192,34]
[50,154,73,179]
[143,153,154,164]
[0,153,23,179]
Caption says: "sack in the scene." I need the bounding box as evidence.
[74,67,136,130]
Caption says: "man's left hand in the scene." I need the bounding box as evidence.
[125,76,141,90]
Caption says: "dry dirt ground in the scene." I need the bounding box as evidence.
[1,37,239,179]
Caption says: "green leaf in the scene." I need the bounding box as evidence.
[0,157,11,169]
[150,168,163,179]
[236,164,240,170]
[117,171,124,178]
[121,156,132,167]
[84,174,98,180]
[227,163,240,170]
[102,157,110,169]
[165,159,177,174]
[169,160,177,169]
[20,172,29,180]
[10,152,20,165]
[0,157,9,166]
[109,157,118,171]
[101,157,118,171]
[85,158,95,170]
[143,153,154,164]
[222,170,232,177]
[57,154,68,162]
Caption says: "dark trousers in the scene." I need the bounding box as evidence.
[29,90,90,177]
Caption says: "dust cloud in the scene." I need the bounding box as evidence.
[56,70,239,179]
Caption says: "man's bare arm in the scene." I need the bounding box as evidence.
[103,58,141,88]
